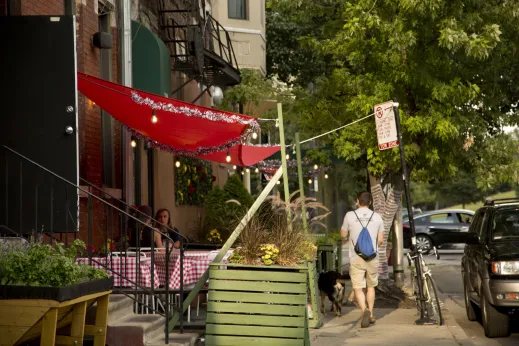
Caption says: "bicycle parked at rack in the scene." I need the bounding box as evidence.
[406,246,444,325]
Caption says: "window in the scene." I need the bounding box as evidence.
[457,213,474,224]
[228,0,248,20]
[491,210,519,241]
[429,213,456,224]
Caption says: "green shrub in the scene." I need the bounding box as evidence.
[0,239,109,287]
[203,174,254,240]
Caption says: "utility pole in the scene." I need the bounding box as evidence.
[393,203,405,288]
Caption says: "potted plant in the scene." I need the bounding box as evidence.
[205,192,328,346]
[0,238,112,346]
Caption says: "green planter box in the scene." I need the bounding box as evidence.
[206,263,316,345]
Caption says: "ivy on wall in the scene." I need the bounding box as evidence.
[175,157,215,206]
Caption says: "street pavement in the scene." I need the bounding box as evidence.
[430,249,519,346]
[319,246,519,345]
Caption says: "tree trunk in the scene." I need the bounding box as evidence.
[370,175,403,280]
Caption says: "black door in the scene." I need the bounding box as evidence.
[0,16,78,235]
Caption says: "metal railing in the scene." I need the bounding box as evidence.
[0,145,191,342]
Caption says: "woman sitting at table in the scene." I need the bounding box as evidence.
[154,208,181,249]
[128,205,161,249]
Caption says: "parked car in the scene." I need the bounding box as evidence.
[403,209,474,252]
[462,198,519,338]
[402,207,423,220]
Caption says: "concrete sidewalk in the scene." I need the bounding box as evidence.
[310,298,474,346]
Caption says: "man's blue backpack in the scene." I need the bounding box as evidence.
[352,211,377,261]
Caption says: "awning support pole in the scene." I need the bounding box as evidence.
[295,132,308,233]
[277,103,292,223]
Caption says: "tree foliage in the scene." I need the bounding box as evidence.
[268,0,519,188]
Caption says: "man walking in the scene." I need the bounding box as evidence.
[341,191,384,328]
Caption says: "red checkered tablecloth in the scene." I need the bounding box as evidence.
[153,251,213,289]
[77,256,160,288]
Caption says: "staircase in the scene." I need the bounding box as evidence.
[0,145,197,345]
[84,295,200,346]
[158,0,240,87]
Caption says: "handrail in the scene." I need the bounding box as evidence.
[78,177,188,242]
[0,145,183,244]
[1,145,187,338]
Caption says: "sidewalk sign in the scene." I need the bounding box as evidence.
[374,100,399,150]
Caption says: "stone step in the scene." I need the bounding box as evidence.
[108,294,135,324]
[147,332,201,346]
[107,314,166,346]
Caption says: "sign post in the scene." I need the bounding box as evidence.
[375,101,433,325]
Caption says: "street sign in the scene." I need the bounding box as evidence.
[374,100,398,150]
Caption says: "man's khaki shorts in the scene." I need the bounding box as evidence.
[350,257,379,289]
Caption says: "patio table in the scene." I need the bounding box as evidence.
[77,256,160,288]
[153,250,213,289]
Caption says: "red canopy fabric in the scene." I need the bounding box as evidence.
[198,145,281,166]
[77,73,259,156]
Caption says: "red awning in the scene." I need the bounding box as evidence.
[77,73,259,156]
[198,145,281,166]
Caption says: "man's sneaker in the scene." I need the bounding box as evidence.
[361,310,370,328]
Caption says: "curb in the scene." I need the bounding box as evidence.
[440,294,475,345]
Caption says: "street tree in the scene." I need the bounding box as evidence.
[268,0,519,281]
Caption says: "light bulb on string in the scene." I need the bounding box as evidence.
[151,110,158,124]
[130,136,137,148]
[241,170,245,175]
[233,165,237,170]
[255,167,259,173]
[275,120,279,128]
[308,178,312,184]
[175,160,181,168]
[325,173,329,179]
[225,152,231,163]
[292,147,296,155]
[276,180,280,185]
[286,153,290,160]
[252,132,258,139]
[314,164,318,170]
[246,168,250,173]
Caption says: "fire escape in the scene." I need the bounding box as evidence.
[158,0,241,95]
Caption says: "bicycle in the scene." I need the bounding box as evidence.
[406,246,444,325]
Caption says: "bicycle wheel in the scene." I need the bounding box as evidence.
[424,274,443,325]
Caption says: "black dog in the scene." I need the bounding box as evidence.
[318,270,345,316]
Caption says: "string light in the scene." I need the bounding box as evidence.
[151,110,158,124]
[241,170,245,175]
[233,165,237,170]
[255,167,259,173]
[130,136,137,148]
[286,154,290,160]
[246,168,250,173]
[308,179,312,184]
[175,160,181,168]
[314,164,318,170]
[275,120,279,127]
[325,173,329,179]
[226,152,231,163]
[276,180,280,185]
[252,132,258,139]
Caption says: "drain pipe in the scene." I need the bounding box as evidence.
[120,0,134,206]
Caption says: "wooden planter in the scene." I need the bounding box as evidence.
[205,262,321,346]
[0,278,112,346]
